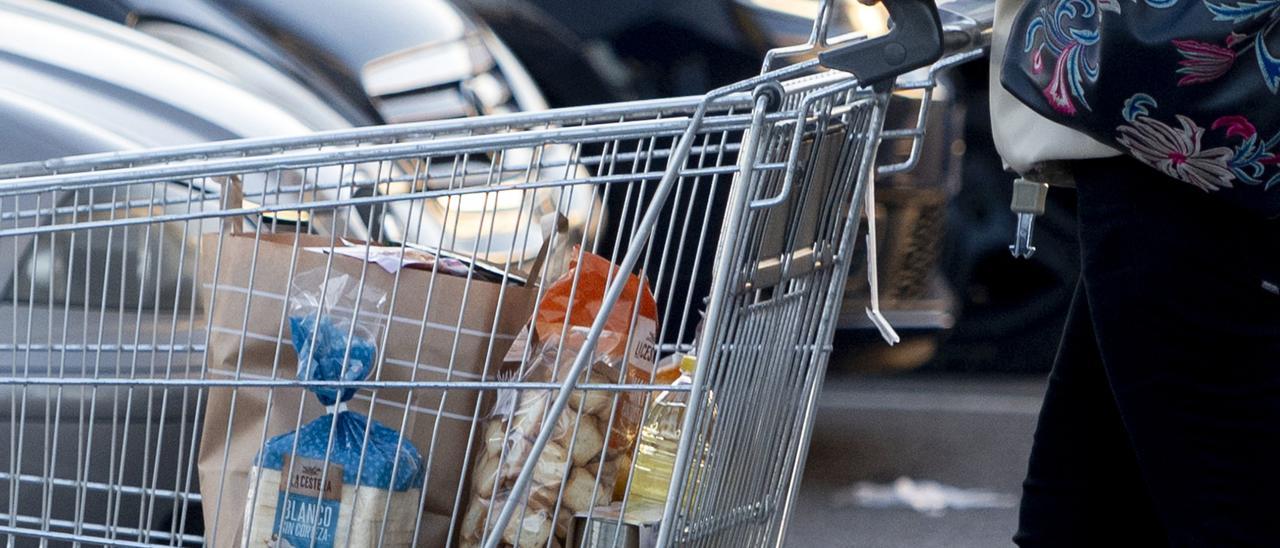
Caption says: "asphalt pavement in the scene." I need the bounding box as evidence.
[788,372,1047,547]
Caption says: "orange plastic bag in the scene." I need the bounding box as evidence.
[534,248,659,374]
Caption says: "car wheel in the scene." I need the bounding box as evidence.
[463,0,623,108]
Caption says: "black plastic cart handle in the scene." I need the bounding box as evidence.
[818,0,944,87]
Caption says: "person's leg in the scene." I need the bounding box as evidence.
[1075,155,1280,546]
[1014,281,1166,547]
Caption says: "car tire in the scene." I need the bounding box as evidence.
[463,0,622,108]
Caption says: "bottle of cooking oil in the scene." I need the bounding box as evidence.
[627,354,697,507]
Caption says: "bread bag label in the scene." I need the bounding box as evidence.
[272,455,344,547]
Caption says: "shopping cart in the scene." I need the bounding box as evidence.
[0,0,990,546]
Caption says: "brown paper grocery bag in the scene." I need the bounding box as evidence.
[196,230,539,547]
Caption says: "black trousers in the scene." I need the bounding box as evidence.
[1013,156,1280,547]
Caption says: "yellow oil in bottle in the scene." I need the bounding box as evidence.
[627,355,696,507]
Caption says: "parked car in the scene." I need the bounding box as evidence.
[0,0,373,541]
[54,0,547,123]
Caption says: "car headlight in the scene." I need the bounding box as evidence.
[360,25,548,123]
[361,27,594,271]
[374,146,599,272]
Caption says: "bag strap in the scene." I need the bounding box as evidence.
[217,175,247,235]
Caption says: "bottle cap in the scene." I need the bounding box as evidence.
[679,354,697,374]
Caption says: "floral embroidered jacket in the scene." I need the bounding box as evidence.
[1000,0,1280,216]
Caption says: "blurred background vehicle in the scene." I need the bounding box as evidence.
[0,0,361,540]
[0,0,355,305]
[53,0,546,123]
[2,0,611,316]
[52,0,599,268]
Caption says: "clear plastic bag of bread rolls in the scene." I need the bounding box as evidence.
[462,332,638,547]
[461,250,660,547]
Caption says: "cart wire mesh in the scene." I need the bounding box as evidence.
[0,1,987,546]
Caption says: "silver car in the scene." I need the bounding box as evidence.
[0,1,591,543]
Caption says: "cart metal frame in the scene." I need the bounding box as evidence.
[0,0,989,546]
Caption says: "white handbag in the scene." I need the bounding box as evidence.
[987,0,1118,180]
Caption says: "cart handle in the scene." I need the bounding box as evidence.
[818,0,944,88]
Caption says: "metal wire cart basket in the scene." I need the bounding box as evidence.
[0,0,990,545]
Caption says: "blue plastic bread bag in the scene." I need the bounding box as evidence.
[242,268,425,548]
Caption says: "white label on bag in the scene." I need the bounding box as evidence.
[629,316,658,376]
[273,456,343,548]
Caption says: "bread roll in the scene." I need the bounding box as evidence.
[501,511,552,547]
[482,417,507,457]
[555,506,574,541]
[529,442,570,488]
[561,467,601,513]
[569,372,613,417]
[471,452,501,499]
[459,498,487,545]
[567,415,605,466]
